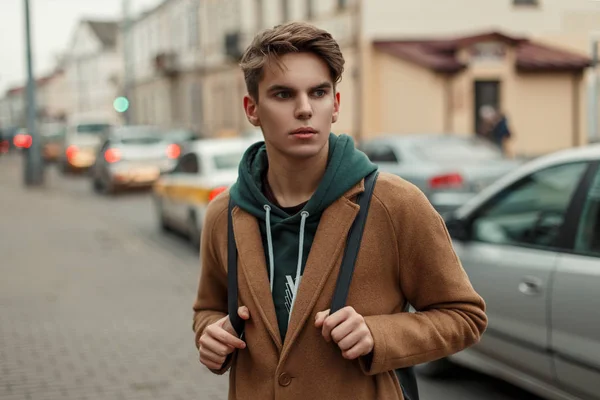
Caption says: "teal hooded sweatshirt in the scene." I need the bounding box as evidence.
[229,133,377,341]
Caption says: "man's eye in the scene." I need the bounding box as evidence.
[276,92,291,99]
[313,89,326,97]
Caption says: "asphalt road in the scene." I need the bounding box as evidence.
[0,154,543,400]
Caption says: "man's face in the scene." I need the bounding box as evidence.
[243,52,340,160]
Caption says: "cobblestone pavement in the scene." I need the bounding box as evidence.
[0,156,228,400]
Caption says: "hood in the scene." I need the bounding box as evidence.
[229,133,378,224]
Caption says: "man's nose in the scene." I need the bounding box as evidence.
[294,94,313,120]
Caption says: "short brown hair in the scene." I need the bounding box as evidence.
[240,22,345,101]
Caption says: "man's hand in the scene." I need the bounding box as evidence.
[198,306,250,370]
[315,306,374,360]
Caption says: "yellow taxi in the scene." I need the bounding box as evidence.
[152,136,260,247]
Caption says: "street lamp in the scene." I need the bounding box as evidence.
[23,0,44,186]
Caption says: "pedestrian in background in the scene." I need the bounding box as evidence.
[479,105,514,157]
[192,21,487,400]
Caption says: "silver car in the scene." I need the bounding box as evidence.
[419,143,600,400]
[91,125,177,194]
[360,134,522,215]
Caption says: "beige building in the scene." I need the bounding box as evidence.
[122,0,600,155]
[365,32,591,157]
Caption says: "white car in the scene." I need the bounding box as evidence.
[152,136,260,247]
[419,142,600,400]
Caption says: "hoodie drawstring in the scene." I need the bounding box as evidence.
[263,205,310,323]
[263,205,275,292]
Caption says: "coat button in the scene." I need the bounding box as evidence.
[278,372,292,387]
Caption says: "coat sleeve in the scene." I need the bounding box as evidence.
[360,181,488,375]
[192,196,233,375]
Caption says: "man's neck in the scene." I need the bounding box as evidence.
[265,142,329,208]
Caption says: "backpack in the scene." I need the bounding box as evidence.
[226,170,419,400]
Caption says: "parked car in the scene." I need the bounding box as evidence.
[40,122,66,163]
[419,143,600,400]
[91,125,176,194]
[152,137,258,247]
[360,134,522,215]
[59,117,112,174]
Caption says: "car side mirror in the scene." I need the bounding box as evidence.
[445,216,470,242]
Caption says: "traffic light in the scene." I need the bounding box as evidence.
[113,96,130,113]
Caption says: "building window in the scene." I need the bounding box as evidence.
[282,0,290,21]
[513,0,539,5]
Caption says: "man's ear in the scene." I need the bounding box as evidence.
[243,95,260,127]
[331,91,341,123]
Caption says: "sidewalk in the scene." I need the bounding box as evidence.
[0,156,228,400]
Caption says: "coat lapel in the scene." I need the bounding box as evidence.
[279,182,364,364]
[231,206,282,350]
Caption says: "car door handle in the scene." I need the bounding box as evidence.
[518,276,543,296]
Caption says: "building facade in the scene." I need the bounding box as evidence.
[116,0,600,155]
[64,20,122,123]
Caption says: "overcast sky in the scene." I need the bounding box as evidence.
[0,0,163,93]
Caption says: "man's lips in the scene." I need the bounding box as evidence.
[290,128,318,135]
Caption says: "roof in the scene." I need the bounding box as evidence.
[86,20,119,48]
[374,31,591,73]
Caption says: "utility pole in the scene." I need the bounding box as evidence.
[589,34,599,143]
[122,0,132,125]
[23,0,44,186]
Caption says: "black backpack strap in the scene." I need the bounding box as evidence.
[328,170,420,400]
[227,197,245,337]
[330,170,379,314]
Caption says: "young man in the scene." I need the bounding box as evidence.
[193,22,487,399]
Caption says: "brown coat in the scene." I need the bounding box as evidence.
[192,172,487,400]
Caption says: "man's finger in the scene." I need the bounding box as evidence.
[336,329,363,351]
[199,353,225,370]
[211,324,246,349]
[201,335,234,357]
[330,317,359,344]
[200,346,227,365]
[342,340,369,360]
[322,308,352,342]
[238,306,251,320]
[314,309,330,328]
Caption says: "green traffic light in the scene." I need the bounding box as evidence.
[113,97,130,113]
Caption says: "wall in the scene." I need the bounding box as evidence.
[362,0,599,40]
[366,51,446,137]
[509,73,577,156]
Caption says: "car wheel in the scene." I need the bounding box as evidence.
[415,358,454,378]
[154,197,170,232]
[92,177,103,194]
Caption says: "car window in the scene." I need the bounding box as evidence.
[76,123,111,136]
[471,162,588,249]
[574,167,600,257]
[173,153,200,174]
[212,151,244,171]
[413,137,503,163]
[363,145,399,163]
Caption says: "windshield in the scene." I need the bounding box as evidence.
[413,137,503,163]
[76,123,111,135]
[165,130,196,143]
[113,126,163,145]
[212,151,244,171]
